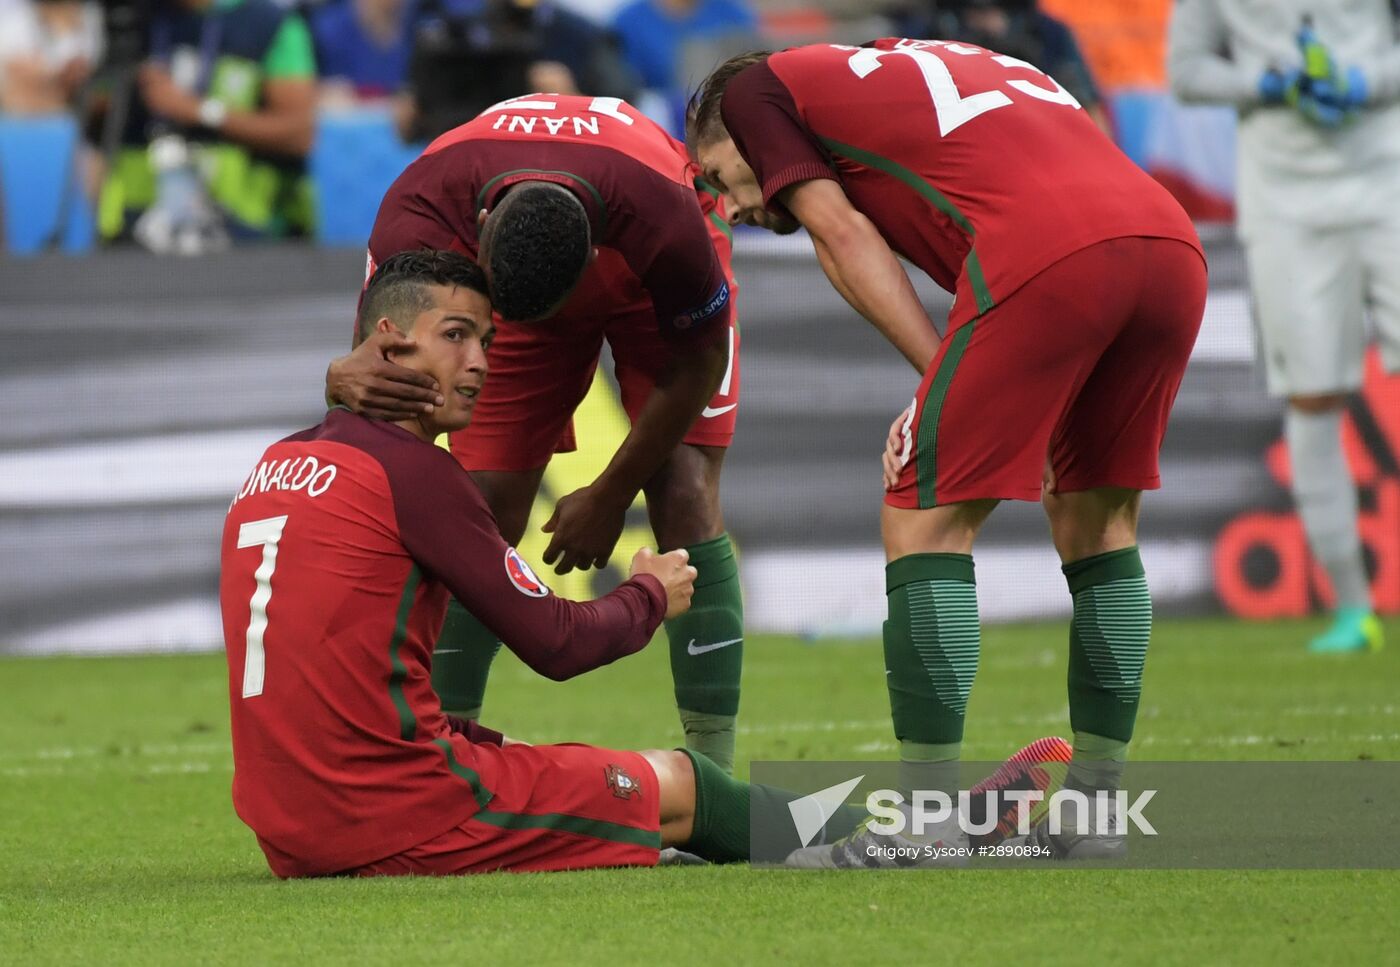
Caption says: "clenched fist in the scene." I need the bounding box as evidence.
[629,547,697,619]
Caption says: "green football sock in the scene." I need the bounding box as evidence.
[430,598,502,719]
[1066,732,1128,795]
[884,553,980,795]
[1065,546,1152,777]
[682,750,864,863]
[666,533,743,774]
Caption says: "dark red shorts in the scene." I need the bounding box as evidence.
[887,236,1207,508]
[351,743,661,876]
[451,240,740,473]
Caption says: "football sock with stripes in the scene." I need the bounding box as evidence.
[1285,407,1372,610]
[1064,546,1150,791]
[883,553,980,796]
[666,534,743,774]
[682,749,864,863]
[430,598,502,720]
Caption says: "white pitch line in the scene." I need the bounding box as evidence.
[0,741,228,763]
[2,759,232,780]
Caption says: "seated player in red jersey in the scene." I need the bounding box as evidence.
[321,96,747,775]
[221,249,886,875]
[689,41,1208,865]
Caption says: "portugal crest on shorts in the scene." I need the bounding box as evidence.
[605,763,642,800]
[504,547,549,598]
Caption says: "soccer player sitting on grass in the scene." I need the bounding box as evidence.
[220,250,861,875]
[689,40,1208,864]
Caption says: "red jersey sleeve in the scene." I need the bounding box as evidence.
[377,434,667,681]
[721,59,839,214]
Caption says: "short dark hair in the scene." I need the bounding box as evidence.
[357,249,489,342]
[480,183,592,322]
[687,50,773,149]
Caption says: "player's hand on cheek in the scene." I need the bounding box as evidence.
[629,547,696,619]
[326,332,444,421]
[541,484,630,573]
[882,405,911,491]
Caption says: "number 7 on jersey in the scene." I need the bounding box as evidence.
[237,515,288,698]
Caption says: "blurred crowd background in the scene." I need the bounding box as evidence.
[0,0,1236,254]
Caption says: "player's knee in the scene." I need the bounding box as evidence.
[1288,393,1348,415]
[1044,488,1140,562]
[881,500,993,559]
[645,446,725,549]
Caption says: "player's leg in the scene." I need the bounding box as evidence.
[642,747,867,863]
[880,498,997,800]
[641,444,743,774]
[433,314,604,717]
[880,261,1116,804]
[1247,220,1377,652]
[1042,486,1147,805]
[614,313,745,773]
[1038,237,1206,854]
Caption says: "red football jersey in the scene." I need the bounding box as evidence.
[721,39,1201,321]
[220,409,666,877]
[369,94,733,338]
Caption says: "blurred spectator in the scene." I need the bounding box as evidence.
[0,0,103,114]
[97,0,317,248]
[401,0,638,141]
[311,0,412,105]
[895,0,1112,134]
[604,0,750,102]
[1169,0,1400,654]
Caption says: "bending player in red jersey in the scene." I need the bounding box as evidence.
[690,40,1208,864]
[322,95,747,773]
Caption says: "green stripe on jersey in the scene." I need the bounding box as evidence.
[818,137,995,315]
[917,322,974,508]
[432,737,495,809]
[386,565,423,742]
[471,808,661,849]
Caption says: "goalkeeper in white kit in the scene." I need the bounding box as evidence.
[1169,0,1400,652]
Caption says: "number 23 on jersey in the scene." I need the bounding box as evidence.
[841,38,1081,137]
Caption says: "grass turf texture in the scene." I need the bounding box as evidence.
[3,617,1397,965]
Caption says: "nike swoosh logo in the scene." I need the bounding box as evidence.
[687,637,742,656]
[701,403,737,418]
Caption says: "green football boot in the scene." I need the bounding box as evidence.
[1308,607,1385,654]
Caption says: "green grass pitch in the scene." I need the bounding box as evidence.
[3,617,1398,965]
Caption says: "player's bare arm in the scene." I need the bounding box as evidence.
[542,329,728,573]
[778,179,941,374]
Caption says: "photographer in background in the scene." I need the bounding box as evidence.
[400,0,637,142]
[97,0,317,249]
[894,0,1111,134]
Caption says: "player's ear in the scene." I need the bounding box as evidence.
[375,318,415,355]
[476,208,489,229]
